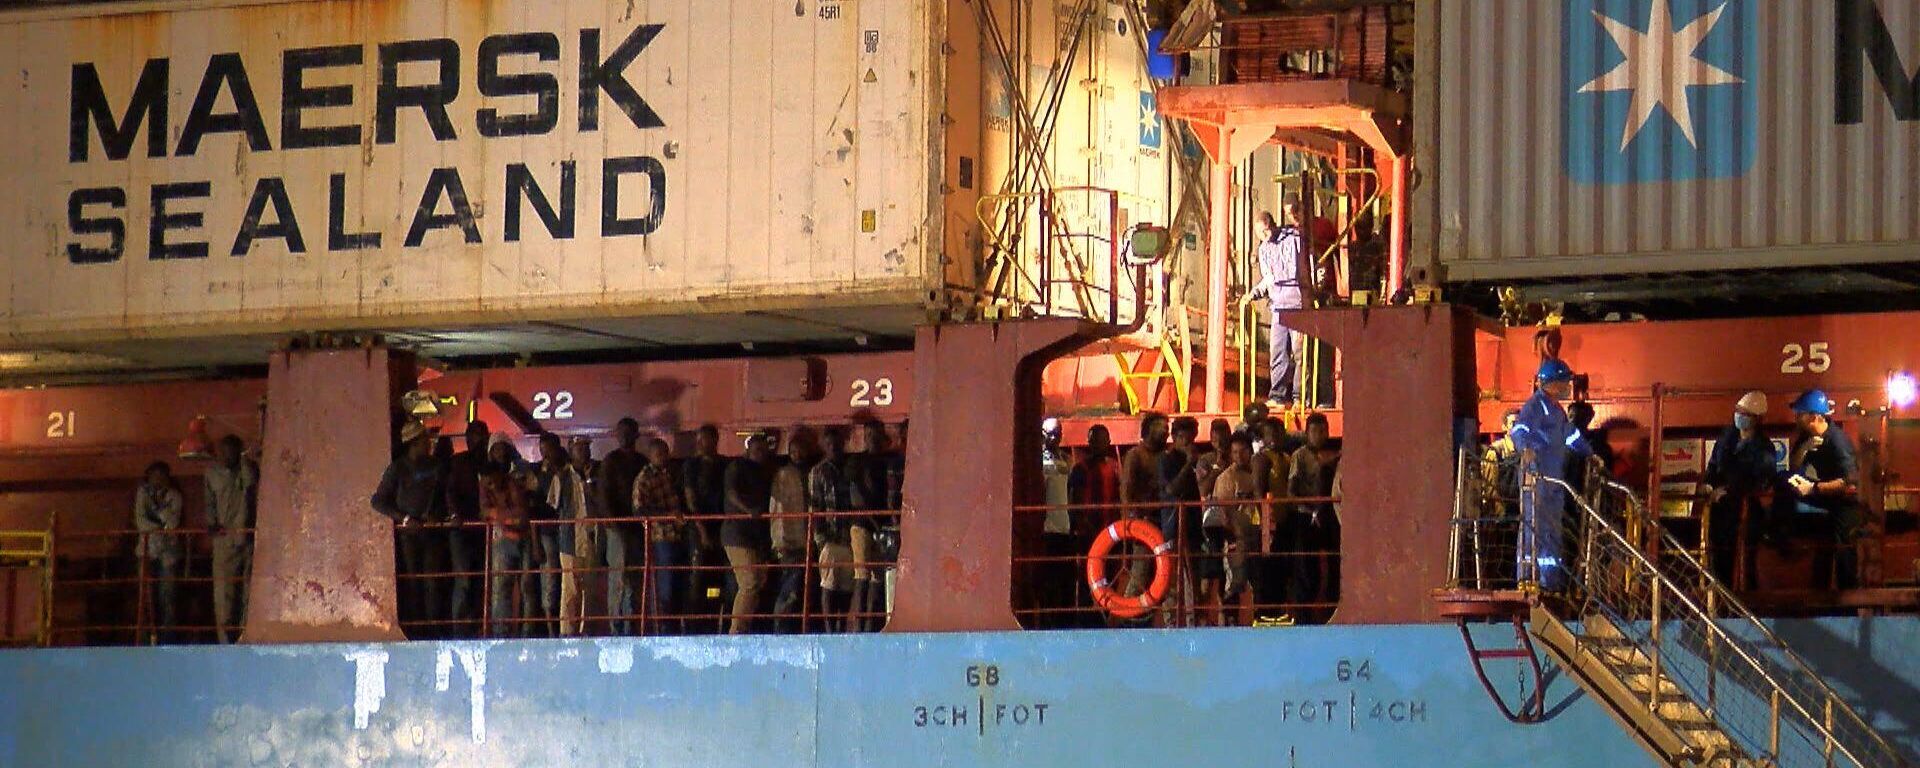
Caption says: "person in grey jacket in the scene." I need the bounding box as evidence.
[133,461,184,643]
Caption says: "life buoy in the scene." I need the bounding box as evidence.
[1085,518,1174,619]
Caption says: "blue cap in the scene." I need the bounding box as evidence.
[1790,389,1833,416]
[1536,358,1575,384]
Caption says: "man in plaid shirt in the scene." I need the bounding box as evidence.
[632,437,687,632]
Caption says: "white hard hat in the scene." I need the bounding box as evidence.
[1735,391,1768,416]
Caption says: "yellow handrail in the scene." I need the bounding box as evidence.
[0,529,54,647]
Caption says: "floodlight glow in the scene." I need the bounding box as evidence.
[1888,371,1918,409]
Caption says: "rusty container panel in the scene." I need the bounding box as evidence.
[0,0,935,347]
[1414,0,1920,282]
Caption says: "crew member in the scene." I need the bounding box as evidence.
[1702,391,1780,586]
[1773,390,1863,589]
[1248,208,1307,406]
[1510,359,1591,592]
[371,423,443,638]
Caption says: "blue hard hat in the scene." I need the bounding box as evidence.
[1790,389,1833,416]
[1536,358,1575,384]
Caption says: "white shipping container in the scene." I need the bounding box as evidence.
[0,0,940,348]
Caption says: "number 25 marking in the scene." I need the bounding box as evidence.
[849,378,895,408]
[1780,342,1831,374]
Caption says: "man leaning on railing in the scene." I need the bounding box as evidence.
[132,461,184,644]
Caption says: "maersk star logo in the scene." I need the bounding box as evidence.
[1138,91,1162,149]
[1564,0,1755,184]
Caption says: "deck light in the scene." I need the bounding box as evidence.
[1888,371,1917,409]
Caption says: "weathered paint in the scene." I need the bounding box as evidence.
[1285,305,1479,625]
[0,0,1198,374]
[2,620,1916,766]
[245,347,409,643]
[0,0,937,347]
[1414,0,1920,281]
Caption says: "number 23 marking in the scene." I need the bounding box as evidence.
[849,378,895,408]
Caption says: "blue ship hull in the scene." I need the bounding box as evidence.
[4,619,1917,767]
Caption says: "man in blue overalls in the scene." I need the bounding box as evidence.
[1510,359,1591,592]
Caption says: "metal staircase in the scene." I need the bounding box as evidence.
[1440,454,1910,768]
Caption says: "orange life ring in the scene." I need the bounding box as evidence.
[1085,518,1174,619]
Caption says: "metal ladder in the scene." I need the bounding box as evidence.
[1444,454,1909,767]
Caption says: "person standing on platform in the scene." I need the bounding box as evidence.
[1248,207,1308,406]
[535,433,591,637]
[1510,360,1591,593]
[133,461,184,643]
[480,459,532,637]
[682,424,729,632]
[634,437,687,633]
[1118,413,1170,607]
[844,421,895,632]
[1210,433,1262,625]
[1285,413,1340,622]
[809,427,855,630]
[442,421,490,637]
[723,432,775,634]
[595,420,647,635]
[769,426,817,633]
[204,435,258,644]
[1703,392,1780,586]
[370,424,443,639]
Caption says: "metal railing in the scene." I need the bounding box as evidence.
[0,530,53,646]
[1560,475,1908,768]
[5,508,902,646]
[396,510,900,640]
[1011,496,1340,629]
[1451,445,1906,767]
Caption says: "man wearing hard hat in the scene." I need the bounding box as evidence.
[1702,392,1781,585]
[1772,390,1863,588]
[1509,359,1592,592]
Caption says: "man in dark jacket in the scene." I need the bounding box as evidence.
[1702,391,1779,586]
[442,421,489,636]
[372,421,445,637]
[596,418,647,635]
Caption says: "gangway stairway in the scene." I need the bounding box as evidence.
[1437,456,1910,768]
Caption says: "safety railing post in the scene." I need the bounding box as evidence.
[135,548,149,645]
[481,523,494,638]
[1108,190,1121,325]
[1648,579,1662,710]
[1825,697,1837,768]
[1770,688,1782,758]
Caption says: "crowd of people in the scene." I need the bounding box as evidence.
[1030,405,1342,627]
[127,419,906,643]
[370,418,906,639]
[1480,357,1865,593]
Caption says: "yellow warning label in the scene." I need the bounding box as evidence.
[863,68,878,83]
[861,210,877,232]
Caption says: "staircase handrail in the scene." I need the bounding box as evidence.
[1539,474,1906,768]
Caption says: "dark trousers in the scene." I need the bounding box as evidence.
[1768,498,1864,589]
[396,527,446,638]
[773,548,808,633]
[1040,532,1087,628]
[649,539,687,633]
[447,526,483,637]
